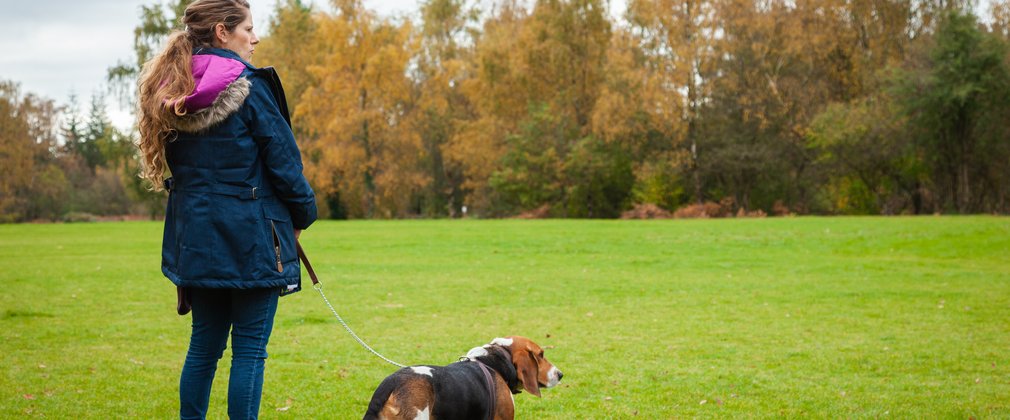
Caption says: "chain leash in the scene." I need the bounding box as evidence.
[313,283,407,368]
[298,241,407,369]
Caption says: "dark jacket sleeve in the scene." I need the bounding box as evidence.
[245,76,317,229]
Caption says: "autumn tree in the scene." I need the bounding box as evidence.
[0,81,67,222]
[445,1,526,215]
[410,0,480,217]
[625,0,716,205]
[697,0,800,211]
[297,0,422,218]
[693,0,904,212]
[590,26,685,210]
[992,0,1010,38]
[478,0,614,215]
[254,0,319,113]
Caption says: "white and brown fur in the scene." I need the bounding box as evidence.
[362,336,563,420]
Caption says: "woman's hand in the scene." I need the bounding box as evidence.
[294,229,302,240]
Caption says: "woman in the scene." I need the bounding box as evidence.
[136,1,316,418]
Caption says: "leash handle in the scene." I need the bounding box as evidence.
[296,240,319,286]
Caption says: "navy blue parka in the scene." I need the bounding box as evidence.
[161,48,317,294]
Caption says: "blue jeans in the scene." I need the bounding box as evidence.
[180,287,280,420]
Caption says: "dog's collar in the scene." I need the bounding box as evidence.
[486,345,523,394]
[463,344,523,395]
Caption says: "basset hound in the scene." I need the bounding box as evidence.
[362,336,563,420]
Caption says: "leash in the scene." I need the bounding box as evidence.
[476,361,497,420]
[297,241,408,369]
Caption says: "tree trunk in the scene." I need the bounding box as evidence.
[955,108,972,213]
[360,87,375,218]
[685,0,703,206]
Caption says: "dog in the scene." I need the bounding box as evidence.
[362,336,563,420]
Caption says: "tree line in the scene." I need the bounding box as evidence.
[0,84,160,222]
[2,0,1009,222]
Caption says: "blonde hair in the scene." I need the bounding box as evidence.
[136,0,251,191]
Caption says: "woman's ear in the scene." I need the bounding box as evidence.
[515,351,542,397]
[214,22,229,46]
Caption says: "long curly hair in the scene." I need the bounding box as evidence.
[136,0,251,191]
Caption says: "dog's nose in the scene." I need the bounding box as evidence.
[557,370,564,381]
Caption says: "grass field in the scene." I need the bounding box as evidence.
[2,217,1009,418]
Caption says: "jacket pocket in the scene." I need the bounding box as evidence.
[262,201,295,276]
[269,220,283,273]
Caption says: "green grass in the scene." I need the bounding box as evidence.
[2,217,1009,418]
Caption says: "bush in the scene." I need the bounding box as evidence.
[562,136,634,218]
[516,204,552,219]
[772,200,791,216]
[672,197,736,218]
[621,203,672,219]
[736,207,767,218]
[62,212,97,223]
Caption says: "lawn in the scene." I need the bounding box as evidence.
[2,217,1008,418]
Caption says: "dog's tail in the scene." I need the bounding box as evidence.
[362,374,400,420]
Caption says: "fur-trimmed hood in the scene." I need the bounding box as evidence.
[170,52,252,133]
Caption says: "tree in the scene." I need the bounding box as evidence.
[591,23,685,211]
[562,135,634,217]
[79,93,115,170]
[107,0,193,106]
[469,0,613,216]
[807,95,921,214]
[255,0,319,113]
[894,11,1010,213]
[992,0,1010,38]
[626,0,716,205]
[61,93,84,156]
[94,0,1009,218]
[411,0,480,217]
[446,1,526,215]
[489,104,565,212]
[698,0,813,211]
[694,0,909,212]
[0,81,67,222]
[297,1,422,218]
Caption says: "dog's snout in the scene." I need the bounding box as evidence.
[545,366,564,388]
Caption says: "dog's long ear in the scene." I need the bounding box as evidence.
[515,349,542,397]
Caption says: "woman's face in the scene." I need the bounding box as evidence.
[216,9,259,62]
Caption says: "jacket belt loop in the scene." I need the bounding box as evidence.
[251,187,258,200]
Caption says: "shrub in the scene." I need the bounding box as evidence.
[62,212,97,223]
[621,203,672,219]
